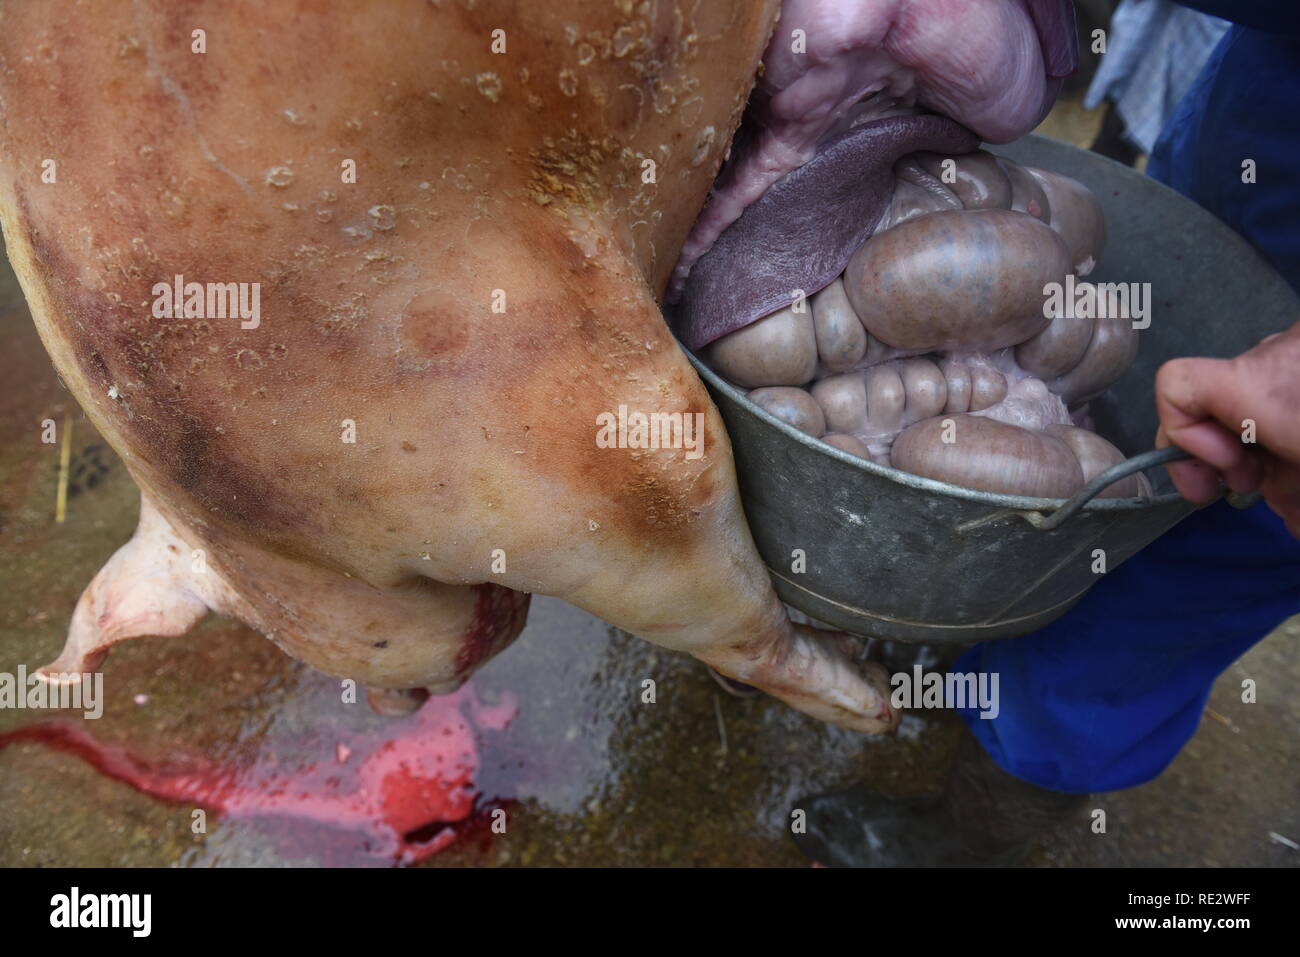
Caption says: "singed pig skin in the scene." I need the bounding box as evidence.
[0,1,902,730]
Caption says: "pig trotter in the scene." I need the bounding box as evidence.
[701,622,899,733]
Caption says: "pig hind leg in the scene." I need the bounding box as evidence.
[37,491,530,710]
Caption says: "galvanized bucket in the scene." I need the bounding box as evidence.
[687,134,1299,644]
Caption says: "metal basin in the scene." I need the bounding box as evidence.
[687,134,1299,644]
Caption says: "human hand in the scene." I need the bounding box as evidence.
[1155,321,1300,536]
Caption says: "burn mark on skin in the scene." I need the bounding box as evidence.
[527,134,623,209]
[399,289,472,363]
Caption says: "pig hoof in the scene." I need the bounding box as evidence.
[701,625,900,734]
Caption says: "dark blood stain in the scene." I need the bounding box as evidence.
[0,684,516,866]
[454,584,531,678]
[403,796,515,854]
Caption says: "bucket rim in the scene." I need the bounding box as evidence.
[683,346,1184,516]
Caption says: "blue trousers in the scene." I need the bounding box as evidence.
[955,501,1300,792]
[953,19,1300,795]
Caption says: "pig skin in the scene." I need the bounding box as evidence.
[0,1,901,730]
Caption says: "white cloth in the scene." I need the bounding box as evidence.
[1084,0,1230,153]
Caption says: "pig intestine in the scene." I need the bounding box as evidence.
[704,150,1146,499]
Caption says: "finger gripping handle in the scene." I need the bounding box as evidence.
[1032,447,1190,531]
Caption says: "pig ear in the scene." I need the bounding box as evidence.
[35,494,234,681]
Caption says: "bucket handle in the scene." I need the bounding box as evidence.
[1027,447,1262,531]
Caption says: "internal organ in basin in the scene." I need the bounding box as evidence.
[0,686,515,866]
[669,0,1078,302]
[704,149,1145,501]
